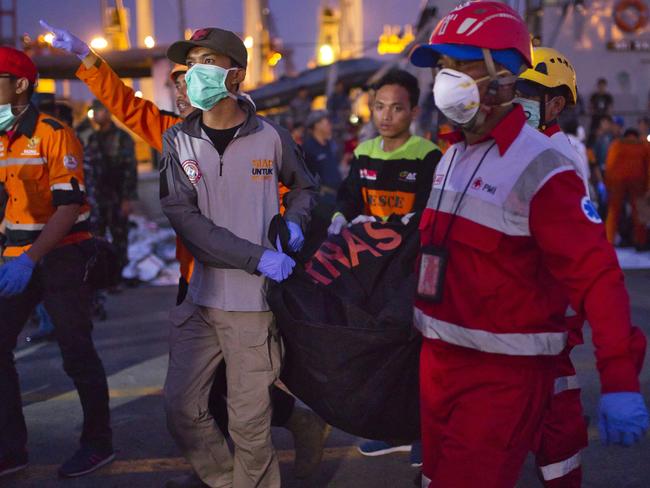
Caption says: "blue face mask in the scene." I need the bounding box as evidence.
[185,64,237,111]
[0,104,16,132]
[514,97,541,129]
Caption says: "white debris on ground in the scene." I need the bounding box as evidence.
[123,215,180,286]
[616,248,650,270]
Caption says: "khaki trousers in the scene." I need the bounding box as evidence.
[164,300,282,488]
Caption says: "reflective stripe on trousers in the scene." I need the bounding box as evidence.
[413,308,568,356]
[554,375,580,395]
[539,452,581,481]
[421,473,432,488]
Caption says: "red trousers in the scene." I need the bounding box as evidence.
[535,351,588,488]
[420,339,555,488]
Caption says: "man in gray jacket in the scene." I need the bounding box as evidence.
[160,28,318,488]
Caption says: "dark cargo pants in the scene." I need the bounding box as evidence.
[0,241,112,458]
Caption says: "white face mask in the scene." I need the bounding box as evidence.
[433,68,483,125]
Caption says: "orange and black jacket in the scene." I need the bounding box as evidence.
[0,104,90,257]
[336,135,441,221]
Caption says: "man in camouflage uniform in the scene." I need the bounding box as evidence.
[84,100,137,284]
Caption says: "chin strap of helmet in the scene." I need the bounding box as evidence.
[461,50,518,133]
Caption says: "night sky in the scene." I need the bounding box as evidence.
[18,0,424,72]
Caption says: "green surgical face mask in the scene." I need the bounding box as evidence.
[514,97,541,129]
[0,104,16,132]
[185,63,237,111]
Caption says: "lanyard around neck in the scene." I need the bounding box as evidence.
[429,141,497,248]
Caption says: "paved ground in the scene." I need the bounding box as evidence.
[2,269,650,487]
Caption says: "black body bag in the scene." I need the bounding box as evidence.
[267,216,421,441]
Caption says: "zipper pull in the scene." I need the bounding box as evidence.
[220,160,223,176]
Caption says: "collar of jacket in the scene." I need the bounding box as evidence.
[440,104,527,156]
[6,103,39,140]
[181,96,261,140]
[542,121,562,137]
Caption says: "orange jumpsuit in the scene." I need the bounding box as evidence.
[604,137,650,247]
[76,58,289,287]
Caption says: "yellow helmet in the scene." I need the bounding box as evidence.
[519,47,577,104]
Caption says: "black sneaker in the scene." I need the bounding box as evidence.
[58,446,115,478]
[0,452,28,477]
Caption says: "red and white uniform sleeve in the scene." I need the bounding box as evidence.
[530,169,646,393]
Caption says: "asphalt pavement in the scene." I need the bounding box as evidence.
[2,269,650,487]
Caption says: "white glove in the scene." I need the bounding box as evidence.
[400,212,416,225]
[350,215,377,225]
[327,214,348,235]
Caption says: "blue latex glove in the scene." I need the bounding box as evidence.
[257,250,295,282]
[0,253,35,297]
[39,20,90,60]
[286,221,304,252]
[598,392,649,446]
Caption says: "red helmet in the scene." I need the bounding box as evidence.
[410,1,532,71]
[0,46,38,84]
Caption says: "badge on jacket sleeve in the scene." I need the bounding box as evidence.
[182,159,202,185]
[63,154,78,170]
[581,196,602,224]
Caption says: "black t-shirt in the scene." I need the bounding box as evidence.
[201,121,242,156]
[590,92,613,115]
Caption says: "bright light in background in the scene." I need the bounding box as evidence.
[144,36,155,49]
[90,37,108,50]
[87,109,94,119]
[349,114,359,124]
[134,91,143,98]
[647,134,650,143]
[268,52,282,67]
[318,44,335,65]
[244,36,254,49]
[43,33,54,44]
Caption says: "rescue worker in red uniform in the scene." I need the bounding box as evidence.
[409,3,648,487]
[515,46,589,487]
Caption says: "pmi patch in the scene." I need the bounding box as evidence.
[581,196,602,224]
[63,154,78,170]
[182,159,202,184]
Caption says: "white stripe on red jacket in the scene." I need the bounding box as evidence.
[415,111,645,393]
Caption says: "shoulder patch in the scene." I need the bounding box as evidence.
[42,118,64,130]
[63,154,79,170]
[581,196,603,224]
